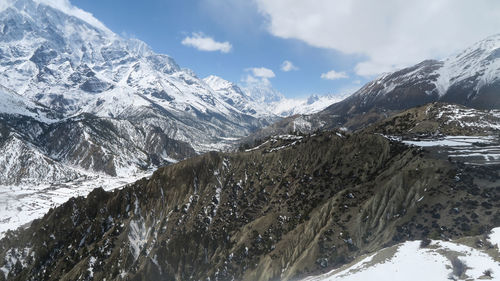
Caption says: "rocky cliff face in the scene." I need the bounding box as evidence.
[1,131,498,280]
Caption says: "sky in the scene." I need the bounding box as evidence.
[69,0,500,99]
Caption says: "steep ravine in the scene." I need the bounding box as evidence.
[0,132,498,281]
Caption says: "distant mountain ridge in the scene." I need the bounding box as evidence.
[204,75,346,117]
[322,34,500,120]
[251,34,500,136]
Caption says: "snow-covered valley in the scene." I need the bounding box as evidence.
[0,171,152,238]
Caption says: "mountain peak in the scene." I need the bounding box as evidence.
[203,75,236,91]
[4,0,113,34]
[242,78,285,103]
[469,33,500,52]
[447,33,500,64]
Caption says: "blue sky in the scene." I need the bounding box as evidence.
[70,0,500,99]
[71,0,367,98]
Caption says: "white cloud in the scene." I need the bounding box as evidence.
[246,67,276,78]
[181,33,232,53]
[321,70,348,80]
[243,74,272,87]
[255,0,500,76]
[34,0,112,33]
[281,60,299,72]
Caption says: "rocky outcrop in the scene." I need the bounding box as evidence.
[366,102,500,137]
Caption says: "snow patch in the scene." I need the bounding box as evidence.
[88,256,96,278]
[402,136,496,147]
[0,247,32,278]
[304,238,500,281]
[488,227,500,248]
[128,217,150,260]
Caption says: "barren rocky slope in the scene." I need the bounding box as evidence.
[1,131,498,280]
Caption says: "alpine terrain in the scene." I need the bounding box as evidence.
[1,129,500,280]
[0,0,500,281]
[0,0,340,236]
[322,34,500,128]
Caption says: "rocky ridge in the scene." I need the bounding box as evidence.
[1,130,498,280]
[367,102,500,137]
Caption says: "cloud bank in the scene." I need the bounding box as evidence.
[255,0,500,76]
[182,33,232,53]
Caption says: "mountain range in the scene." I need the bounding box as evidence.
[244,34,500,140]
[0,0,340,185]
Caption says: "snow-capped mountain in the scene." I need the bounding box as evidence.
[242,76,285,104]
[204,75,345,117]
[323,34,500,117]
[0,0,282,184]
[271,94,349,117]
[203,75,271,117]
[436,34,500,103]
[0,0,270,141]
[241,76,346,116]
